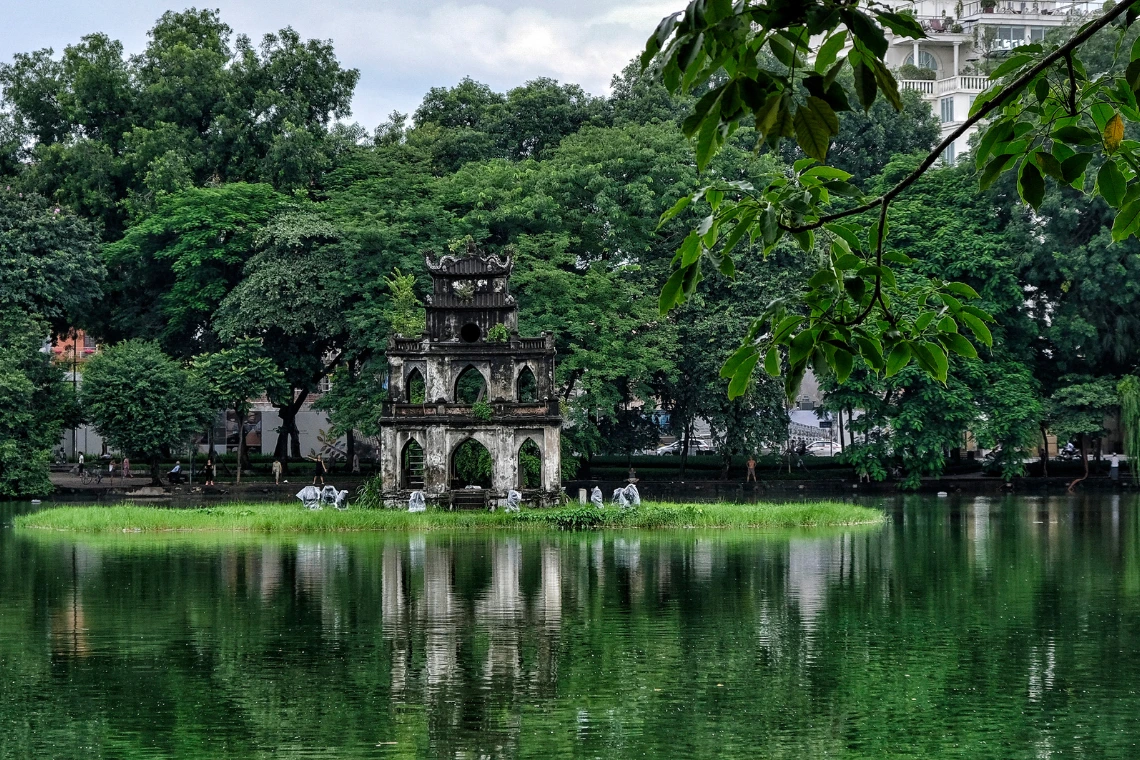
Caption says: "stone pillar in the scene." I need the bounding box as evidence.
[913,40,920,69]
[953,42,960,77]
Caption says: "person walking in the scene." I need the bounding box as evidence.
[77,452,85,476]
[272,459,283,485]
[122,456,132,479]
[108,458,116,485]
[746,455,757,482]
[309,453,326,485]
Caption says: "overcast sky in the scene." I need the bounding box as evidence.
[0,0,677,131]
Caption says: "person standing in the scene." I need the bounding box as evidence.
[352,453,360,474]
[122,456,132,479]
[746,455,757,482]
[309,453,326,485]
[77,452,85,476]
[204,453,216,486]
[1111,452,1121,481]
[108,458,116,485]
[272,459,283,485]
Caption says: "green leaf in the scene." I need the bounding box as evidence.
[753,92,782,139]
[833,348,854,384]
[989,53,1033,79]
[938,316,958,333]
[1098,160,1127,207]
[915,311,936,331]
[679,230,702,266]
[1018,161,1045,210]
[1052,125,1100,146]
[913,342,948,383]
[874,10,925,39]
[870,59,903,111]
[882,250,914,265]
[659,266,686,314]
[975,119,1014,168]
[764,345,780,376]
[657,194,693,229]
[789,330,816,365]
[885,343,912,377]
[720,344,757,379]
[842,11,888,58]
[959,312,993,347]
[941,332,978,359]
[1060,152,1093,184]
[835,253,862,270]
[815,31,847,72]
[851,58,877,111]
[772,315,803,342]
[1112,195,1140,241]
[854,336,884,370]
[980,154,1014,190]
[1034,151,1064,182]
[945,281,980,299]
[793,97,839,161]
[727,351,760,399]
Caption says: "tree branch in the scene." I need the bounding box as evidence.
[784,0,1137,234]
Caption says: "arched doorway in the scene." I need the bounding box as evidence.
[455,365,486,404]
[451,438,492,488]
[518,438,542,489]
[406,368,425,403]
[516,366,538,402]
[401,438,424,489]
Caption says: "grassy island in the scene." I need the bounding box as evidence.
[15,500,883,534]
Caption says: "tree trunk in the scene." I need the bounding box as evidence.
[273,389,309,474]
[347,430,356,472]
[1068,434,1090,492]
[1040,424,1049,478]
[150,454,161,486]
[679,420,692,477]
[234,405,244,485]
[837,412,845,454]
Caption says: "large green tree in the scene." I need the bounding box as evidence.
[80,340,212,484]
[0,9,358,237]
[100,183,290,355]
[192,338,286,482]
[0,188,102,333]
[0,313,74,497]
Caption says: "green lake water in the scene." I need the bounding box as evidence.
[3,494,1140,758]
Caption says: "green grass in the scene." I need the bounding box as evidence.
[14,500,883,535]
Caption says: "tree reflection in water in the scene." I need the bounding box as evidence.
[5,495,1140,757]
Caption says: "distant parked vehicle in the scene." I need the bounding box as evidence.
[655,439,715,456]
[805,440,834,455]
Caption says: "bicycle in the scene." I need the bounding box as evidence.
[80,469,103,486]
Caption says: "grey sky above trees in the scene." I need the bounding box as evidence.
[1,0,673,131]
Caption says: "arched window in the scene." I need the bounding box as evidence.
[406,368,425,403]
[904,50,938,72]
[518,438,542,489]
[401,439,424,489]
[516,366,538,402]
[451,438,492,488]
[455,365,486,404]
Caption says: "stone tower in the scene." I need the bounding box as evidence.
[379,246,562,507]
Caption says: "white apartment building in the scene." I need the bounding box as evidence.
[883,0,1099,163]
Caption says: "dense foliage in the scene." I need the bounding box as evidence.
[0,7,1137,494]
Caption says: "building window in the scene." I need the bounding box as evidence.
[942,143,956,166]
[940,97,955,123]
[1030,27,1048,42]
[904,50,939,72]
[996,26,1026,49]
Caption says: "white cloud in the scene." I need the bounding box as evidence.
[0,0,681,131]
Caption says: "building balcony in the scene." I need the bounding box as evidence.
[900,75,988,97]
[957,0,1096,21]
